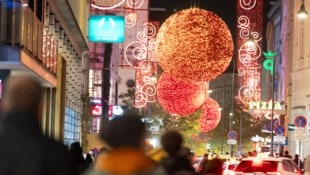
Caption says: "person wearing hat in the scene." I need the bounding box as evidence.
[85,114,166,175]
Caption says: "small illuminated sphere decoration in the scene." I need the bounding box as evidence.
[157,72,206,116]
[199,98,221,132]
[155,8,234,82]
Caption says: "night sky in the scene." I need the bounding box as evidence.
[149,0,273,73]
[150,0,236,37]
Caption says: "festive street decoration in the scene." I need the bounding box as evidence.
[199,98,221,132]
[123,22,158,69]
[91,0,144,10]
[236,0,263,107]
[157,72,206,116]
[134,62,158,108]
[155,8,233,82]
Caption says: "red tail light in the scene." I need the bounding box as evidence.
[294,169,302,175]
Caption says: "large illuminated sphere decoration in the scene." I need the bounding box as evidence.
[199,98,221,132]
[157,72,206,116]
[155,8,234,82]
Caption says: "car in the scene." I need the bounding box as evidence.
[234,157,302,175]
[222,162,239,175]
[193,156,203,172]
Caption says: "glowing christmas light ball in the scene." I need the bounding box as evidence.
[199,97,221,132]
[157,72,206,116]
[155,8,234,82]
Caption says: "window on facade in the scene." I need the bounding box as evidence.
[36,0,43,20]
[64,107,80,146]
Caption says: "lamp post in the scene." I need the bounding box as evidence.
[298,0,308,19]
[220,107,224,155]
[263,51,277,156]
[239,112,243,156]
[229,112,233,157]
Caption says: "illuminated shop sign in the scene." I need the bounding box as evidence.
[92,104,102,116]
[88,15,125,43]
[249,101,283,110]
[0,79,2,98]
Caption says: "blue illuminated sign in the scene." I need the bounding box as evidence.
[88,15,125,43]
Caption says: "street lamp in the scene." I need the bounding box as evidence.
[298,0,308,19]
[246,31,255,46]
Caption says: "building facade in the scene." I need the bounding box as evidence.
[0,0,88,146]
[290,0,310,158]
[267,0,310,159]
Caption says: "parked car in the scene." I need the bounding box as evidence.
[234,157,302,175]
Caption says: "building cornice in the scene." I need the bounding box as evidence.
[47,0,88,56]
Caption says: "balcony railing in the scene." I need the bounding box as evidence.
[0,1,56,75]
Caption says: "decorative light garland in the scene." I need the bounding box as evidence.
[126,0,143,9]
[155,8,234,82]
[157,72,206,116]
[135,62,158,108]
[125,12,138,28]
[199,98,221,132]
[91,0,126,10]
[236,0,263,108]
[124,23,157,68]
[91,0,144,10]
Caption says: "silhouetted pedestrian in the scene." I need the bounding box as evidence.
[69,142,87,174]
[160,129,195,175]
[294,154,303,169]
[0,76,73,175]
[85,153,94,168]
[283,150,292,158]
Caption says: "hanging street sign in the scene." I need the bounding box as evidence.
[294,115,307,128]
[263,51,277,75]
[88,15,125,43]
[293,127,308,141]
[274,124,285,135]
[288,124,295,131]
[274,135,286,144]
[227,139,237,145]
[228,131,237,140]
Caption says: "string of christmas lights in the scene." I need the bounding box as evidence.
[236,0,263,108]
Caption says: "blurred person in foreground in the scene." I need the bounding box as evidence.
[160,129,195,175]
[85,114,166,175]
[69,141,87,174]
[0,76,73,175]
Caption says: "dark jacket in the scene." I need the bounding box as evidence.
[0,111,73,175]
[160,155,195,175]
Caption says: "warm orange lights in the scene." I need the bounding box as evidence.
[199,98,221,132]
[155,8,234,82]
[157,72,206,116]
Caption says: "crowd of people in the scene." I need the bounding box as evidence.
[1,75,309,175]
[0,75,226,175]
